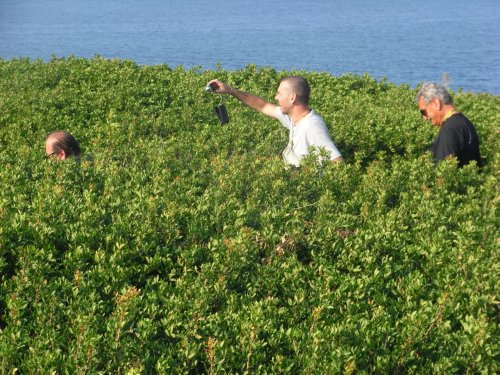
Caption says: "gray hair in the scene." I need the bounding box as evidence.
[415,82,453,105]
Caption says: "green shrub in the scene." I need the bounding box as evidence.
[0,57,498,373]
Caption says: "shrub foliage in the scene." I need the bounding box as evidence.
[0,57,498,373]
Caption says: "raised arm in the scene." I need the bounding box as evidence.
[208,79,278,118]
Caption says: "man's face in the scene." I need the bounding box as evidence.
[418,97,441,126]
[275,81,294,114]
[45,138,66,160]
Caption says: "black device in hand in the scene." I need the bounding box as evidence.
[205,82,216,93]
[205,82,229,124]
[214,103,229,124]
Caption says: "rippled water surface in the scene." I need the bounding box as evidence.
[1,0,499,93]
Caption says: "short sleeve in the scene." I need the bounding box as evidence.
[275,107,292,130]
[308,129,342,160]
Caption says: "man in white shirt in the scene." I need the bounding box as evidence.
[207,76,343,166]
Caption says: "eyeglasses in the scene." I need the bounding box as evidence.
[419,101,431,118]
[419,98,438,118]
[45,150,60,159]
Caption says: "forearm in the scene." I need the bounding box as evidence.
[208,79,277,118]
[229,87,272,114]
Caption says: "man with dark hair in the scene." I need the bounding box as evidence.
[416,82,481,167]
[207,76,343,167]
[45,131,81,160]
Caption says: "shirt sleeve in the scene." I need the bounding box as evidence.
[308,128,342,160]
[275,107,292,130]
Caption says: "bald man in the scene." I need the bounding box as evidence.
[207,76,343,167]
[45,131,81,160]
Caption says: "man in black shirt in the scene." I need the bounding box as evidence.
[416,83,482,167]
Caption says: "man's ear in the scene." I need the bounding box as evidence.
[432,97,443,109]
[57,149,67,160]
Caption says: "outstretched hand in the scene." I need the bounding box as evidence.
[206,79,277,118]
[207,79,233,95]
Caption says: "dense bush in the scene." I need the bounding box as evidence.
[0,57,498,373]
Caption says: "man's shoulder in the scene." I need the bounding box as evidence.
[445,113,474,129]
[306,110,328,129]
[275,107,292,128]
[275,106,286,119]
[441,113,476,137]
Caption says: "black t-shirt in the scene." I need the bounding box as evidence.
[429,113,481,167]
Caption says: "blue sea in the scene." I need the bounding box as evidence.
[1,0,499,94]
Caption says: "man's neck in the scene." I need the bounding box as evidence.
[439,104,457,126]
[290,106,311,123]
